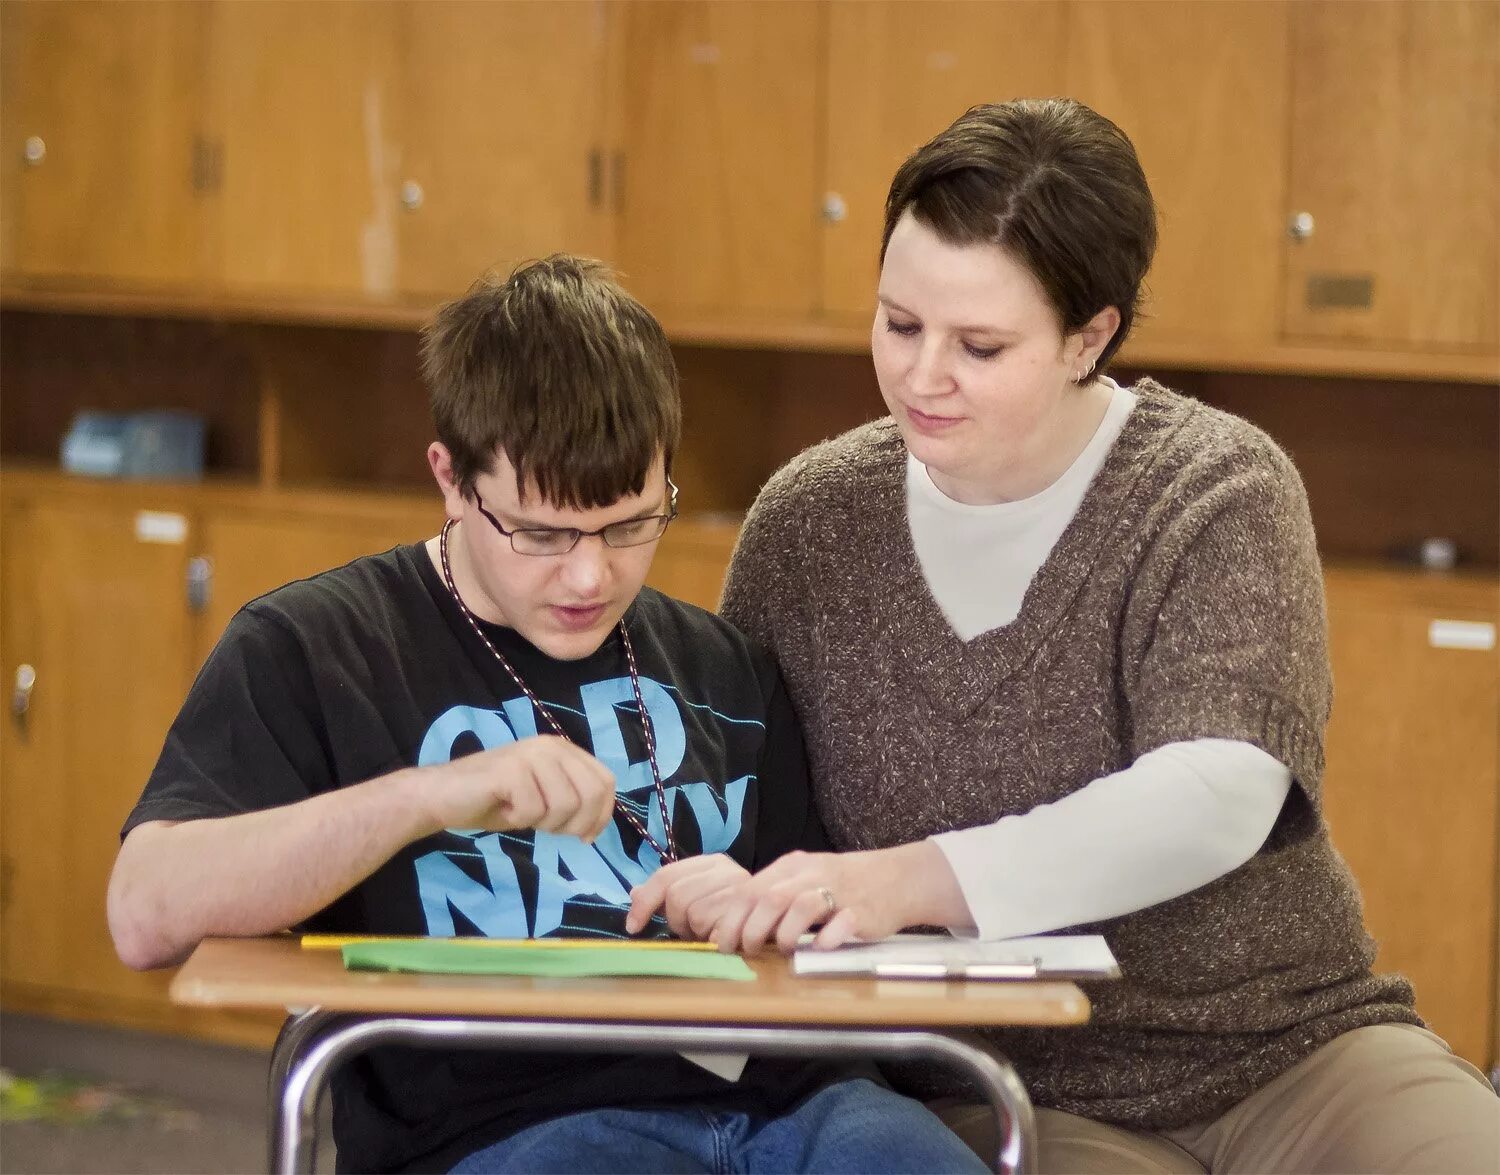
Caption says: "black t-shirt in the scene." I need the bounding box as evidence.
[125,543,853,1174]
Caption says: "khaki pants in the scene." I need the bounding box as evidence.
[935,1025,1500,1174]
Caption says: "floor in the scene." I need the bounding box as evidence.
[0,1012,334,1174]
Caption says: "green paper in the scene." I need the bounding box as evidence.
[342,940,756,981]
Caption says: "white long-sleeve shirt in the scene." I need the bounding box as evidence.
[908,380,1292,937]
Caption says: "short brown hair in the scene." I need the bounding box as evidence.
[422,255,680,508]
[881,98,1157,373]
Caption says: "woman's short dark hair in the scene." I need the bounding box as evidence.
[422,255,680,508]
[881,98,1157,373]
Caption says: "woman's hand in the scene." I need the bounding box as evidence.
[625,854,751,941]
[702,842,971,955]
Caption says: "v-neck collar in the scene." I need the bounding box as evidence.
[867,379,1192,717]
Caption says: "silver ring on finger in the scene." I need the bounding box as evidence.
[815,885,837,921]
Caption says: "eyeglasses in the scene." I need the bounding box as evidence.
[474,480,679,556]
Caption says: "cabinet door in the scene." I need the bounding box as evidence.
[210,0,399,298]
[1068,1,1291,352]
[0,498,198,1008]
[0,497,54,988]
[1283,1,1499,351]
[618,0,822,317]
[1322,569,1499,1071]
[821,2,1066,319]
[646,520,740,613]
[0,0,211,287]
[197,506,433,659]
[392,1,616,300]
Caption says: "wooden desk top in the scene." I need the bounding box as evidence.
[171,938,1090,1029]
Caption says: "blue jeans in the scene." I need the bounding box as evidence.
[449,1077,990,1174]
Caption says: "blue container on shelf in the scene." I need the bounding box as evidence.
[60,412,129,477]
[61,410,206,480]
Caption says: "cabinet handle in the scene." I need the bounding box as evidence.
[186,556,213,613]
[399,180,425,212]
[11,664,36,736]
[587,149,604,209]
[191,136,223,194]
[822,192,848,224]
[1287,211,1315,241]
[22,136,45,167]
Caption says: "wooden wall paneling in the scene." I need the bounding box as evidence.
[210,0,400,299]
[763,350,882,472]
[1068,0,1291,351]
[619,0,823,317]
[669,346,785,516]
[1284,1,1500,351]
[821,1,1067,319]
[1322,567,1500,1069]
[242,326,430,490]
[0,0,212,287]
[0,311,261,476]
[1190,372,1500,569]
[393,0,617,299]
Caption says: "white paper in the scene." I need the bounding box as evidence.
[678,1051,749,1081]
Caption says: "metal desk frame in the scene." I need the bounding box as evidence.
[267,1009,1036,1175]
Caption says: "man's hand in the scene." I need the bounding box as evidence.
[625,854,750,940]
[420,735,617,841]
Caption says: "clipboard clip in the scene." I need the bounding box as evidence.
[872,959,1041,981]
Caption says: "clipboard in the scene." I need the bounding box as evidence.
[792,933,1121,981]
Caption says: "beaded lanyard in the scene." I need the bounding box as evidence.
[438,519,678,863]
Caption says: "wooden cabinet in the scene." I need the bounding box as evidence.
[1323,567,1500,1071]
[0,474,433,1045]
[1284,1,1498,352]
[0,494,49,989]
[210,0,615,301]
[3,0,616,304]
[0,489,201,1019]
[208,0,400,299]
[392,0,617,299]
[197,504,430,652]
[0,0,213,288]
[2,0,1496,379]
[618,0,822,318]
[821,2,1066,319]
[1068,1,1291,351]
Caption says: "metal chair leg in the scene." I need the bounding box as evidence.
[266,1010,340,1174]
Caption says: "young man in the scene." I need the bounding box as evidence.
[108,257,986,1175]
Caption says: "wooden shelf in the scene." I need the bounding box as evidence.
[0,280,434,332]
[6,281,1497,385]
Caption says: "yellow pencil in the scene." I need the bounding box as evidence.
[301,934,719,952]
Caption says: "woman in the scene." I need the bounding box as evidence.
[631,98,1498,1172]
